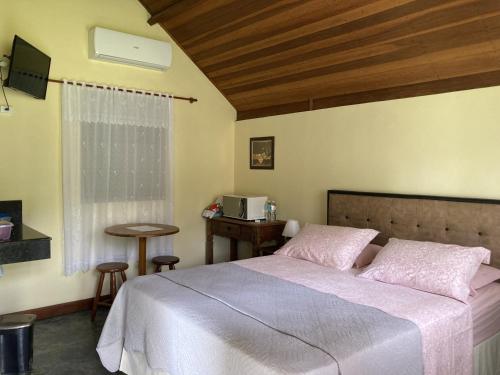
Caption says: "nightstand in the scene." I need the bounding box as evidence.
[205,217,286,264]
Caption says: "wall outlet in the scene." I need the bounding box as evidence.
[0,105,13,114]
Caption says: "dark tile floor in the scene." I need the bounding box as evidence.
[32,309,118,375]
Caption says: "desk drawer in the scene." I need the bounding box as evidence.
[214,221,241,238]
[261,224,286,242]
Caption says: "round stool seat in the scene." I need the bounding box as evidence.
[96,262,129,273]
[152,256,179,272]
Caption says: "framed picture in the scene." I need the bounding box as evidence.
[250,136,274,170]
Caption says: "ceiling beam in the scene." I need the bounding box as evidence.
[147,0,196,25]
[236,70,500,121]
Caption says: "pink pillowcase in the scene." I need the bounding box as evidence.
[470,264,500,296]
[354,244,383,268]
[275,224,379,271]
[358,238,491,303]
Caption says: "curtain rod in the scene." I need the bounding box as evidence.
[48,78,198,103]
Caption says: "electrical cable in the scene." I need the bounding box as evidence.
[0,66,10,109]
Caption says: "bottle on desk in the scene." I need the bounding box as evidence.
[265,200,277,222]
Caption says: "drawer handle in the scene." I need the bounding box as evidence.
[226,226,232,231]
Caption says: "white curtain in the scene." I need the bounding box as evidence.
[62,81,174,276]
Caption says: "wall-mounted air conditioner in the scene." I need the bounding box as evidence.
[89,27,172,70]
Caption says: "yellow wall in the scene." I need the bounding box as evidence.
[3,0,500,316]
[235,86,500,226]
[0,0,235,314]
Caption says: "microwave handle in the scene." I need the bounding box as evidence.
[239,199,247,218]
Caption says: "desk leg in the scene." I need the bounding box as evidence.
[230,239,238,261]
[251,244,260,258]
[138,237,147,276]
[252,232,261,258]
[206,221,214,264]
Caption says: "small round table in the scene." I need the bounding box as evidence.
[104,223,179,276]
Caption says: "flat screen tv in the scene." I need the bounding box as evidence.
[5,35,51,99]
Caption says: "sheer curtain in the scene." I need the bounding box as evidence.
[62,81,173,276]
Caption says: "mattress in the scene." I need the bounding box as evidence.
[470,281,500,345]
[346,270,500,346]
[348,267,500,346]
[348,268,500,346]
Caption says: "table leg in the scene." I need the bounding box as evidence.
[138,237,147,276]
[230,238,238,261]
[110,272,117,301]
[206,220,214,264]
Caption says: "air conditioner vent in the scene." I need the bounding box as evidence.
[89,27,171,71]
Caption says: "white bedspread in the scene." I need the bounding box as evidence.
[238,255,473,375]
[97,255,473,375]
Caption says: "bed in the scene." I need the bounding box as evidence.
[97,190,500,375]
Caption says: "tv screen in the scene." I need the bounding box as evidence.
[5,35,51,99]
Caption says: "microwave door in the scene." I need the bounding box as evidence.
[239,199,247,219]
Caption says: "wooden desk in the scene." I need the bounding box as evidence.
[105,223,179,276]
[205,217,286,264]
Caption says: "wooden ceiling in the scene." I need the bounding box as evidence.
[138,0,500,120]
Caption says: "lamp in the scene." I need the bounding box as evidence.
[282,219,300,241]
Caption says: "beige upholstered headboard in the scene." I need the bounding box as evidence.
[327,190,500,268]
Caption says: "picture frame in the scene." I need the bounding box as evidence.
[250,136,274,170]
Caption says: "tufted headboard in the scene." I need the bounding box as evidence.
[327,190,500,268]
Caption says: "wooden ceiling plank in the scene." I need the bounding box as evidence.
[149,0,231,26]
[181,0,364,55]
[313,70,500,110]
[215,43,407,90]
[475,2,500,59]
[231,53,499,111]
[192,0,415,64]
[232,63,443,110]
[179,0,306,49]
[432,49,500,81]
[315,53,500,104]
[148,0,200,25]
[168,0,309,48]
[229,46,500,108]
[200,0,475,73]
[216,13,499,90]
[220,17,500,96]
[205,3,445,77]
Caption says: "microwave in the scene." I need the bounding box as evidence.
[223,195,268,221]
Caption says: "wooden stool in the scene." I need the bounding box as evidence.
[91,262,128,321]
[152,256,179,273]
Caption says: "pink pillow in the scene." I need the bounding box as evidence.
[470,265,500,296]
[354,244,383,268]
[358,238,491,303]
[275,224,378,271]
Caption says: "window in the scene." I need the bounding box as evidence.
[62,83,173,275]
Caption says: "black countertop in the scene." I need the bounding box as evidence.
[2,224,51,243]
[0,224,51,265]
